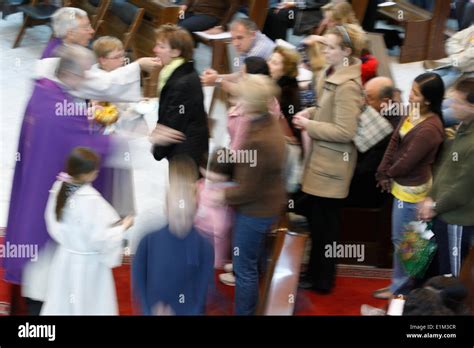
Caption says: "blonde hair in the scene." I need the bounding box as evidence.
[327,23,367,57]
[237,74,280,115]
[273,46,300,78]
[92,36,123,58]
[326,2,358,25]
[155,24,194,61]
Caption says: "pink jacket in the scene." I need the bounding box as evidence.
[194,179,235,268]
[227,98,282,150]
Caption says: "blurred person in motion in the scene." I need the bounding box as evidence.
[209,74,286,315]
[195,149,235,270]
[4,45,115,315]
[41,147,134,315]
[132,156,214,315]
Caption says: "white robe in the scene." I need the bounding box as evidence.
[35,58,142,102]
[41,181,127,315]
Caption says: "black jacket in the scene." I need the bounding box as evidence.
[277,76,301,138]
[153,61,209,165]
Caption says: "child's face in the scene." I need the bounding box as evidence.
[200,168,228,183]
[99,49,125,72]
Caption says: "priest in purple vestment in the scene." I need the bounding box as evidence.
[3,45,111,285]
[41,7,94,59]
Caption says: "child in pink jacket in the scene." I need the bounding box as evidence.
[194,149,235,269]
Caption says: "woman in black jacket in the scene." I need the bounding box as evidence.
[150,24,209,166]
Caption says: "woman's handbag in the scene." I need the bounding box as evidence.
[353,105,394,153]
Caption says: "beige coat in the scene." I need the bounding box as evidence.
[302,60,363,199]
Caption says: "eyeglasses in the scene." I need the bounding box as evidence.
[104,55,125,60]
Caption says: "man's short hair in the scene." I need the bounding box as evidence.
[379,85,395,100]
[230,18,258,32]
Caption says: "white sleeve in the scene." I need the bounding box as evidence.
[73,62,142,102]
[83,195,126,268]
[44,181,64,244]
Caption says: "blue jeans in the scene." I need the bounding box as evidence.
[433,67,463,89]
[178,13,219,32]
[232,213,275,315]
[390,198,418,293]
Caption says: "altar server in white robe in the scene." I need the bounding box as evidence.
[36,7,160,102]
[41,147,134,315]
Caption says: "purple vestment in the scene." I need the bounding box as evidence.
[3,78,110,284]
[40,37,63,59]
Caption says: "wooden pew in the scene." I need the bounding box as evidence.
[128,0,180,97]
[257,227,308,315]
[64,0,111,31]
[94,1,145,56]
[377,0,432,63]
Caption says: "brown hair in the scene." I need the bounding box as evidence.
[155,24,194,61]
[454,77,474,103]
[273,46,300,78]
[55,147,100,221]
[92,36,123,58]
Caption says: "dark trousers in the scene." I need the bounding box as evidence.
[178,12,220,33]
[262,8,295,41]
[25,298,43,316]
[305,194,343,291]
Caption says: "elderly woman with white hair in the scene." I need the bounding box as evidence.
[41,7,94,58]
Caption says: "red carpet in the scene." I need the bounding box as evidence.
[2,262,390,316]
[113,265,390,316]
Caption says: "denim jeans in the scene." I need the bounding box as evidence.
[434,67,463,89]
[178,13,219,32]
[390,198,418,293]
[232,213,275,315]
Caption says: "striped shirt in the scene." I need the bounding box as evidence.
[239,31,276,67]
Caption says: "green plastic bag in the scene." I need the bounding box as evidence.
[397,221,437,278]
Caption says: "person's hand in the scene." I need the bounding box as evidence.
[149,124,185,146]
[122,215,134,230]
[200,68,219,86]
[417,197,436,221]
[152,302,175,316]
[205,26,224,35]
[137,57,162,72]
[292,110,311,130]
[376,178,393,193]
[179,5,188,13]
[303,35,326,46]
